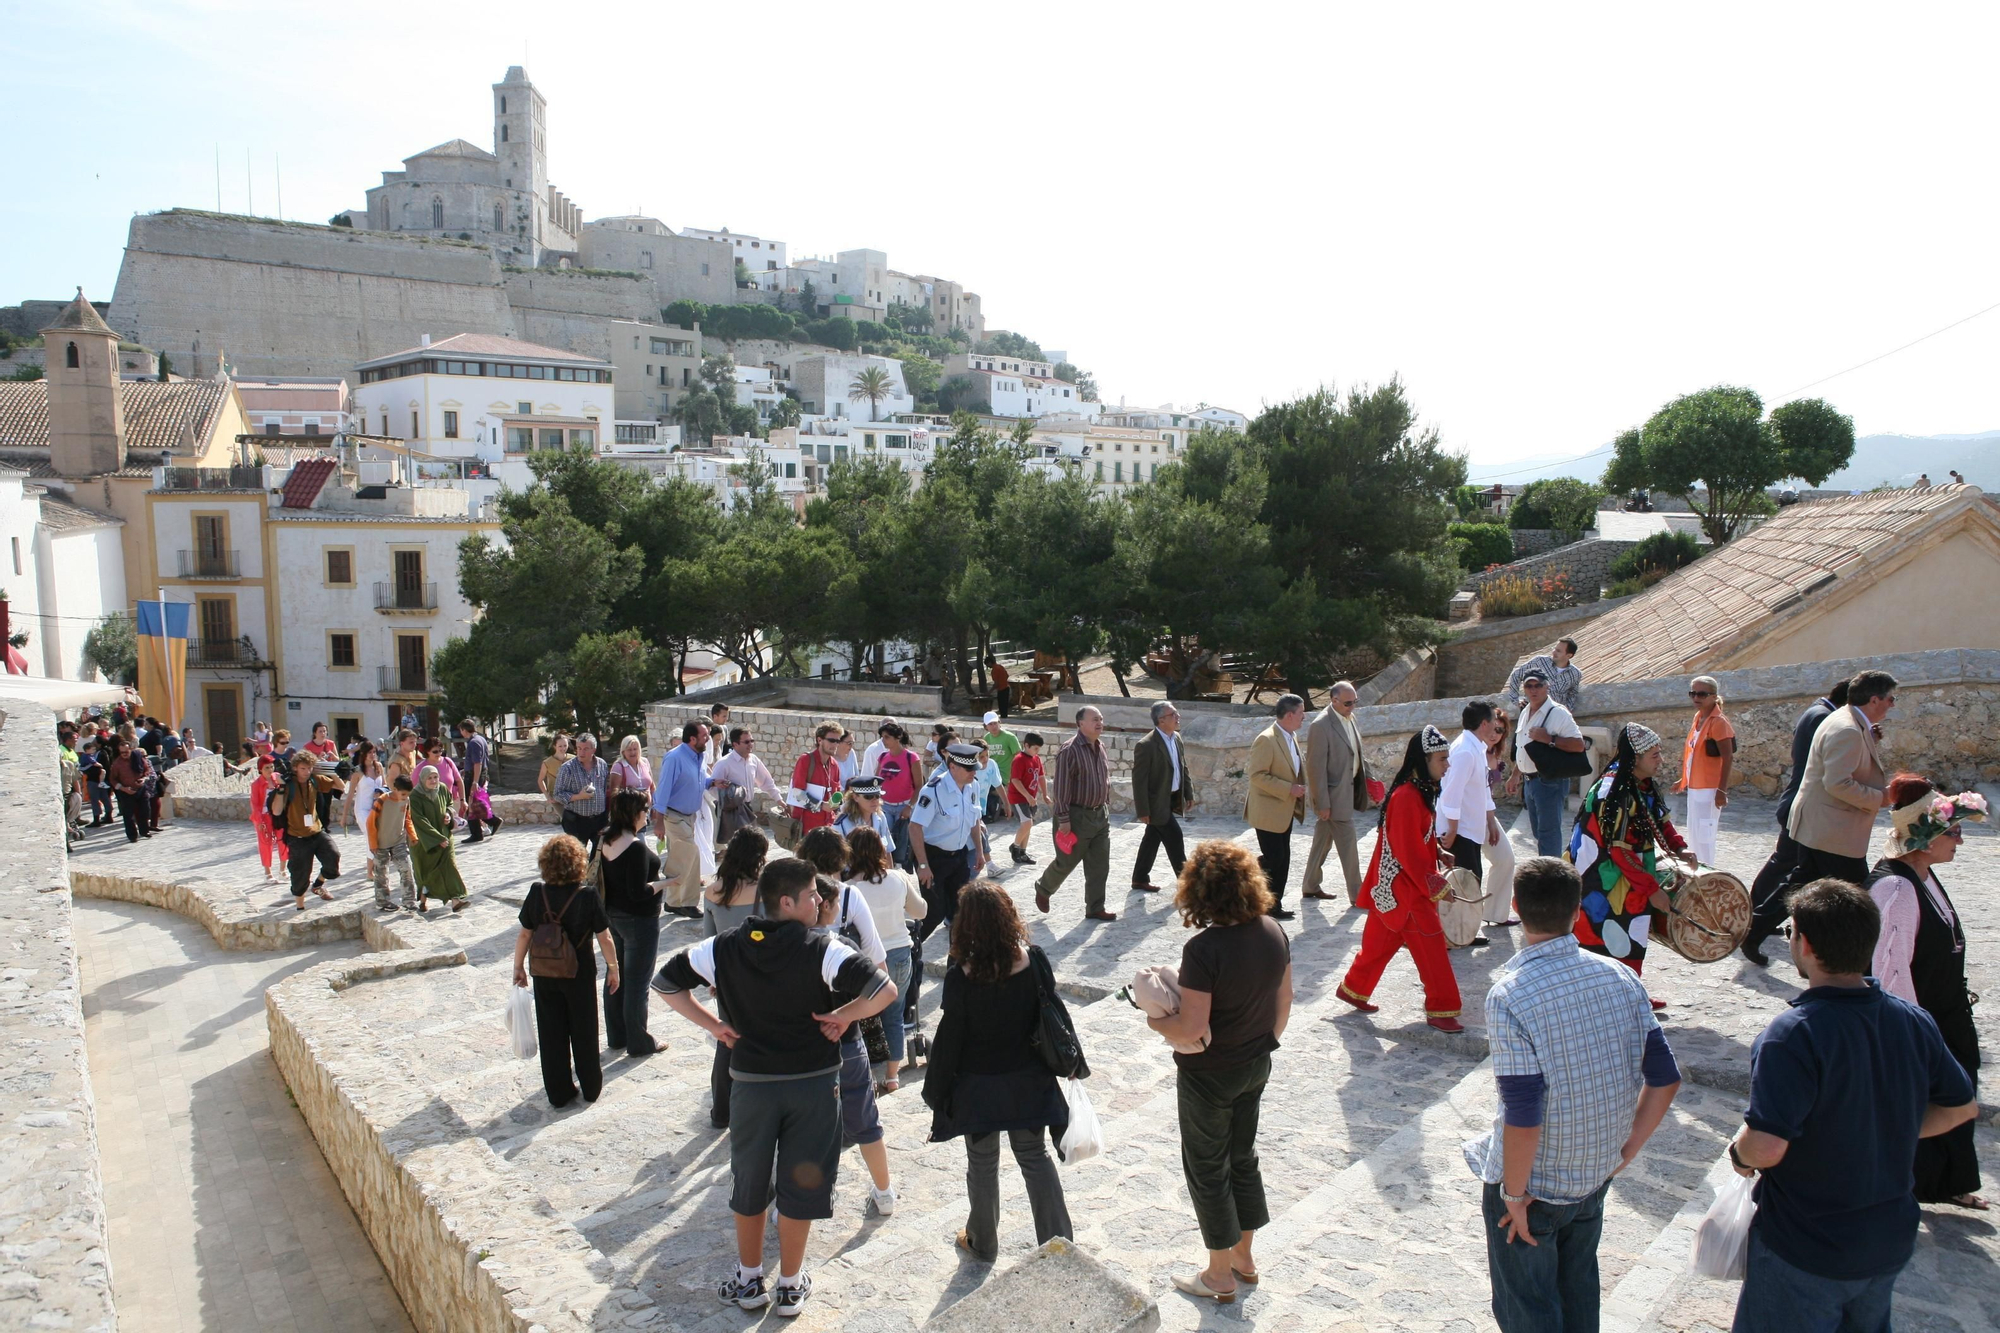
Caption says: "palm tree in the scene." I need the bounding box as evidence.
[848,366,895,422]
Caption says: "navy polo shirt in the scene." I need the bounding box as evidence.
[1744,981,1974,1278]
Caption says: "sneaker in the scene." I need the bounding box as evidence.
[772,1274,812,1318]
[717,1273,768,1311]
[869,1184,897,1217]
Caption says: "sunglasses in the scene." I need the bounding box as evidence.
[1689,690,1713,698]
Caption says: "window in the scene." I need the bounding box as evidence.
[494,202,504,232]
[1095,460,1103,481]
[324,548,354,586]
[640,250,653,269]
[394,634,427,692]
[1114,462,1123,483]
[517,401,532,415]
[569,428,594,447]
[507,426,533,451]
[264,421,281,435]
[329,632,357,668]
[431,197,443,228]
[9,536,17,575]
[66,341,78,369]
[303,423,320,436]
[539,428,564,449]
[784,462,797,478]
[651,338,669,354]
[443,410,459,439]
[500,96,506,112]
[380,412,389,435]
[198,597,234,649]
[410,411,420,439]
[700,262,709,276]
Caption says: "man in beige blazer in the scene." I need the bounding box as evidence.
[1743,669,1896,965]
[1244,693,1309,920]
[1302,681,1374,905]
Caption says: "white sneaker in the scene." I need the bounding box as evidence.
[869,1184,897,1217]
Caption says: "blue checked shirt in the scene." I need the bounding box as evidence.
[1463,934,1660,1204]
[554,756,609,817]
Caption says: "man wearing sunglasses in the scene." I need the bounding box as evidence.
[1676,675,1735,866]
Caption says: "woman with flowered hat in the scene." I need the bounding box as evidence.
[1866,775,1989,1209]
[1569,723,1694,1005]
[1337,726,1465,1032]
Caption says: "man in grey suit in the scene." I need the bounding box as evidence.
[1130,700,1192,893]
[1302,681,1374,905]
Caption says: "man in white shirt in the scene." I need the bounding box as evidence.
[1510,672,1587,858]
[709,726,788,807]
[859,718,898,779]
[1438,701,1505,942]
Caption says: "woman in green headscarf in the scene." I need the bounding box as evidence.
[410,763,469,912]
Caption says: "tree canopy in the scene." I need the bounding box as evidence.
[1508,477,1604,534]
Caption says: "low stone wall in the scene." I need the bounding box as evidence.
[0,697,116,1333]
[1435,597,1629,698]
[1508,527,1573,557]
[1462,537,1637,597]
[1355,648,1437,706]
[162,750,248,796]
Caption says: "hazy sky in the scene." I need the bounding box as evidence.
[8,3,1998,472]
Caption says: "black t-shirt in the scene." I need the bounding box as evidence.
[519,881,610,980]
[599,839,664,917]
[948,964,1042,1075]
[1176,916,1291,1070]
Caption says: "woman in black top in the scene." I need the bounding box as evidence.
[511,834,618,1107]
[922,880,1074,1262]
[598,790,665,1058]
[1151,840,1293,1303]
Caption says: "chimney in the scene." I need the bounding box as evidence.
[420,333,432,348]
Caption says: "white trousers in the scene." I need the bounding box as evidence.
[1482,825,1517,924]
[1684,788,1720,867]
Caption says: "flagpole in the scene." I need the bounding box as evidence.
[158,588,178,734]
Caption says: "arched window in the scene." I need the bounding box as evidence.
[501,123,509,142]
[494,202,504,233]
[500,96,507,114]
[66,341,79,369]
[431,197,444,229]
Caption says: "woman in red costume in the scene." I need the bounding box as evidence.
[1337,725,1465,1032]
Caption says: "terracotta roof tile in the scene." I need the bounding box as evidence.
[0,377,229,460]
[1515,485,1994,686]
[280,457,338,509]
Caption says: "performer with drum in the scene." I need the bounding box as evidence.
[1570,724,1694,1007]
[1337,726,1466,1033]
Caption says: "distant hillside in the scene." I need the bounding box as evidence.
[1468,431,2000,491]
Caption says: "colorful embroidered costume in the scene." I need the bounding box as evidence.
[1338,780,1462,1019]
[1569,770,1686,974]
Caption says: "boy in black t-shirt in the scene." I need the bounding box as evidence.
[654,857,895,1318]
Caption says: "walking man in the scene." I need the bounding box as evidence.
[1302,681,1373,905]
[1727,879,1976,1332]
[553,733,611,854]
[1130,701,1191,894]
[1468,857,1682,1332]
[457,719,504,843]
[652,858,898,1318]
[1439,701,1505,893]
[654,721,711,916]
[1742,670,1895,965]
[1245,694,1309,921]
[1511,671,1586,858]
[1743,680,1846,964]
[1034,706,1116,922]
[1676,675,1734,866]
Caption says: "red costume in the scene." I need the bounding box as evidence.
[1337,781,1462,1019]
[789,751,842,834]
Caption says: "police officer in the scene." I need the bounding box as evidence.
[902,742,985,1060]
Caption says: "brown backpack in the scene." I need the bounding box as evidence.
[527,885,581,980]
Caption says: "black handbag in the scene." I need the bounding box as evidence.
[1523,703,1594,780]
[1027,946,1090,1078]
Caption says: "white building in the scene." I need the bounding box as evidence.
[0,468,127,681]
[1027,420,1189,493]
[603,319,701,420]
[790,353,912,421]
[1186,405,1250,432]
[353,333,613,504]
[639,431,813,513]
[237,378,353,438]
[680,226,787,275]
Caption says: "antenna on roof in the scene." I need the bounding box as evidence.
[275,153,282,221]
[215,144,221,212]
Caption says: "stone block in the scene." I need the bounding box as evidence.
[926,1237,1158,1333]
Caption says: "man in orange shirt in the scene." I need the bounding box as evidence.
[1676,674,1735,866]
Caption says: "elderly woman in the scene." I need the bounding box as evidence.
[409,763,469,912]
[1571,724,1693,1004]
[1867,776,1989,1209]
[1338,727,1465,1032]
[923,880,1076,1263]
[1154,841,1294,1302]
[511,834,618,1108]
[606,734,654,802]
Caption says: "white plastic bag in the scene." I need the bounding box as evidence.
[505,983,537,1061]
[1688,1172,1756,1280]
[1058,1078,1104,1165]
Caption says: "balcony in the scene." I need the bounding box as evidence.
[374,581,438,613]
[378,664,429,696]
[188,635,260,666]
[177,549,241,579]
[158,465,267,492]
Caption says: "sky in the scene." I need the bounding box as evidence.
[7,2,2000,474]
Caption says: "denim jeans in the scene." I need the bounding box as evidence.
[1732,1227,1899,1333]
[880,945,912,1063]
[1482,1179,1608,1333]
[603,912,661,1055]
[1524,774,1570,857]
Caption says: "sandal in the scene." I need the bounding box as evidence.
[1171,1272,1237,1303]
[954,1229,994,1263]
[1231,1265,1260,1284]
[1947,1193,1991,1210]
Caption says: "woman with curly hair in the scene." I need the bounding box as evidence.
[922,881,1075,1263]
[1152,840,1293,1302]
[510,834,618,1108]
[1338,726,1466,1032]
[1570,723,1693,1002]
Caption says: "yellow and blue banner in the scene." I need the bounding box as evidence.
[135,600,191,731]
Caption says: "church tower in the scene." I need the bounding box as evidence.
[493,67,548,244]
[42,289,126,478]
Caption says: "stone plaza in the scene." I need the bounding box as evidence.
[34,767,2000,1332]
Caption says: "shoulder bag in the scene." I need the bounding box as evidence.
[1028,945,1091,1079]
[1523,702,1594,780]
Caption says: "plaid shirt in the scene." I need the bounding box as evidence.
[1463,934,1658,1204]
[1507,653,1583,711]
[554,756,609,816]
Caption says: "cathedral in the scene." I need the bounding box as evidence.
[359,67,583,265]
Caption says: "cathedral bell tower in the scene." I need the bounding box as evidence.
[42,288,126,478]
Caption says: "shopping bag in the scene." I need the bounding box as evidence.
[1688,1172,1756,1280]
[505,983,538,1061]
[1057,1078,1104,1165]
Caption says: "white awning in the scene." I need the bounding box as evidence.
[0,675,131,711]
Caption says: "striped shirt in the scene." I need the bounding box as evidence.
[1050,731,1110,823]
[554,756,610,816]
[1507,654,1583,710]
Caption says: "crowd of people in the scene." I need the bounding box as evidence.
[45,646,1987,1326]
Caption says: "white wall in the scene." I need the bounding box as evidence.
[353,369,611,467]
[36,527,125,680]
[0,475,46,673]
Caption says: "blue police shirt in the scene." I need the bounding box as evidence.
[836,809,895,843]
[908,770,978,852]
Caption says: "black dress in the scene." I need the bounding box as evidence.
[519,880,611,1108]
[1867,857,1981,1201]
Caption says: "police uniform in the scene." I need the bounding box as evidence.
[903,744,985,1041]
